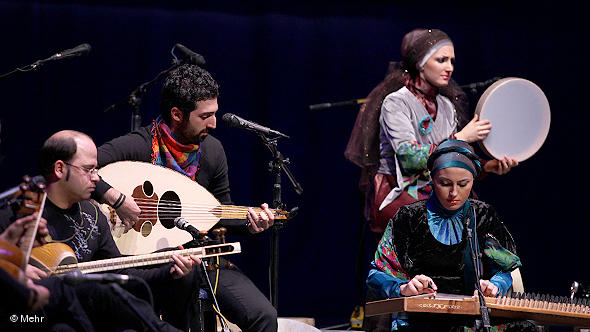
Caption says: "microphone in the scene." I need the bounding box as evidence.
[309,98,367,111]
[460,77,502,92]
[63,271,132,285]
[173,43,206,66]
[221,113,289,138]
[174,217,200,238]
[47,43,92,61]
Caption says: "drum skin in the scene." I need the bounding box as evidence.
[474,77,550,162]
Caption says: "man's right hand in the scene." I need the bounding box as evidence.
[103,188,140,232]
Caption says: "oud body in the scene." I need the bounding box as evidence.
[98,161,287,255]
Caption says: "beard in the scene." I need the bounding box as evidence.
[176,121,209,144]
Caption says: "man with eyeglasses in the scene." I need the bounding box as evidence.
[0,130,195,331]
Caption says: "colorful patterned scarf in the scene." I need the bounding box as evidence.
[151,118,201,180]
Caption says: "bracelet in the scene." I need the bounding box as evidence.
[112,193,126,210]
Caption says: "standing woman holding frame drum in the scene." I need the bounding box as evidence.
[345,28,518,238]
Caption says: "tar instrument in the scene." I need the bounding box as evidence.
[474,77,551,162]
[97,161,289,255]
[366,292,590,327]
[0,175,47,282]
[29,241,240,276]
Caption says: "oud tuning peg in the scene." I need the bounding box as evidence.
[212,227,227,243]
[212,228,221,241]
[198,230,208,241]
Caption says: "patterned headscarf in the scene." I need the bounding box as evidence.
[427,139,481,177]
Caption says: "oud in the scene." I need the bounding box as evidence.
[97,161,288,255]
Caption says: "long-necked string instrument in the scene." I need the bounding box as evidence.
[30,241,241,276]
[97,161,290,255]
[0,175,47,282]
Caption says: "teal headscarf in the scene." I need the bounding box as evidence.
[426,139,480,245]
[427,139,481,177]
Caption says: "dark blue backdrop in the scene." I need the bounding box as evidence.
[1,1,587,328]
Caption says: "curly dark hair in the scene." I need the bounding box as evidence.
[160,64,220,123]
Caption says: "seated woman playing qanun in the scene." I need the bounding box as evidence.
[366,139,536,332]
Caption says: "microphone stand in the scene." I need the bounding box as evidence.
[0,54,76,80]
[104,63,181,131]
[257,133,303,309]
[466,207,491,332]
[201,260,232,332]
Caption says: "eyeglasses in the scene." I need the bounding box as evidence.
[64,162,99,176]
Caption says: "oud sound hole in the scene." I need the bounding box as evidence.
[158,191,181,229]
[143,181,154,196]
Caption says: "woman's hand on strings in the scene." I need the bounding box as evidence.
[400,274,437,296]
[477,279,499,297]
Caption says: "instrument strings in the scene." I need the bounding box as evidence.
[121,197,282,219]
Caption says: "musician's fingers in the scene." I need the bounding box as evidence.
[479,280,498,297]
[410,278,425,294]
[471,114,479,122]
[502,157,510,169]
[179,254,193,270]
[247,218,263,234]
[496,159,505,174]
[37,217,49,236]
[478,129,491,135]
[415,275,437,292]
[190,254,202,265]
[261,203,275,221]
[477,132,490,140]
[247,208,257,222]
[476,121,492,129]
[429,280,438,291]
[25,265,47,280]
[16,213,38,227]
[490,285,499,297]
[505,156,518,168]
[170,264,184,277]
[401,282,418,296]
[479,279,488,293]
[171,254,191,273]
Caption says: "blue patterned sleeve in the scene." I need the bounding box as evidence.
[366,268,409,299]
[490,270,513,297]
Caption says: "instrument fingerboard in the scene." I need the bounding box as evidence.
[54,242,241,275]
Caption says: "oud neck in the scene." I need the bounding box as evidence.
[53,242,240,275]
[215,205,284,220]
[19,193,47,268]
